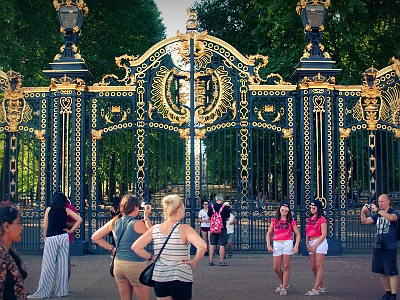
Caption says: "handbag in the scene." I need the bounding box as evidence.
[139,222,179,286]
[110,219,132,277]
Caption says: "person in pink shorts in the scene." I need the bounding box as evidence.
[266,201,300,296]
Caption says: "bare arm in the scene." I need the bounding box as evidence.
[181,224,207,268]
[293,224,301,254]
[91,220,115,252]
[266,223,273,253]
[361,205,375,225]
[43,207,50,237]
[65,208,82,234]
[131,227,154,261]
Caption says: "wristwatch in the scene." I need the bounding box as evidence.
[148,254,153,261]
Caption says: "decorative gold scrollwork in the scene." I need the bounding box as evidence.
[50,75,85,89]
[339,127,351,139]
[1,70,32,132]
[177,30,208,59]
[186,8,199,31]
[282,128,293,140]
[92,129,103,140]
[34,130,46,142]
[392,56,400,78]
[296,0,331,15]
[359,66,381,131]
[53,0,88,16]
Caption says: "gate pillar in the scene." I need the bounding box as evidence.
[42,0,94,255]
[292,0,341,255]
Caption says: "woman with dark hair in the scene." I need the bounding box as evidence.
[305,199,328,296]
[0,205,27,299]
[266,201,300,296]
[92,194,152,300]
[28,192,82,299]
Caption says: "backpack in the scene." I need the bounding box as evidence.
[210,204,226,234]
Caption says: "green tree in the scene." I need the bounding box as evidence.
[192,0,400,84]
[0,0,166,86]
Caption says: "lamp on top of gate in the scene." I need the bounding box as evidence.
[53,0,88,60]
[299,2,326,31]
[296,0,330,59]
[45,0,93,82]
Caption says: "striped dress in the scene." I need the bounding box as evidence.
[152,223,192,282]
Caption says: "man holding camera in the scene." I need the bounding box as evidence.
[361,194,399,300]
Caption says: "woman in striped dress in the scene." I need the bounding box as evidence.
[132,194,207,300]
[28,192,82,298]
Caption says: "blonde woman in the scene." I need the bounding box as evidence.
[92,195,152,300]
[132,194,206,300]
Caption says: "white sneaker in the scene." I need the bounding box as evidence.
[27,294,44,299]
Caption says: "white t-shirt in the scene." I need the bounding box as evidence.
[198,209,210,228]
[226,213,235,234]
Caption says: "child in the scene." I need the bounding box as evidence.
[266,201,300,296]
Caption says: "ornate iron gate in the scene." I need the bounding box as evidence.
[0,2,399,254]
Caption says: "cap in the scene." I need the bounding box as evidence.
[310,199,322,209]
[4,194,9,198]
[279,201,289,208]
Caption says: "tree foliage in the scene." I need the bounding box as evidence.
[192,0,400,84]
[0,0,166,86]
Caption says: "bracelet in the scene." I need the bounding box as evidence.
[143,218,149,222]
[148,254,153,261]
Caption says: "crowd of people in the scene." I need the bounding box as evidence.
[0,192,398,300]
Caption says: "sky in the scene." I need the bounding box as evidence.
[154,0,197,37]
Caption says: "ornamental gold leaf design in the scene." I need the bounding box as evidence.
[195,66,234,124]
[151,66,190,125]
[380,83,400,125]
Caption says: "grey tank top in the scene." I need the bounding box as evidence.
[113,216,145,262]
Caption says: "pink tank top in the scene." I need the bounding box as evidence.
[271,218,297,240]
[305,216,327,237]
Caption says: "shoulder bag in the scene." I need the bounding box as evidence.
[139,222,179,286]
[110,218,132,277]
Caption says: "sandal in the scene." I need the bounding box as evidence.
[318,287,326,293]
[305,289,320,296]
[280,288,287,296]
[275,285,289,292]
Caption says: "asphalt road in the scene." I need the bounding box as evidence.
[21,253,394,300]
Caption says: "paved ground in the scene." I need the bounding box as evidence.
[21,253,396,300]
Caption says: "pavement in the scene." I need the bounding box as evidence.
[21,252,397,300]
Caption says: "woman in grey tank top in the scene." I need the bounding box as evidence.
[92,195,152,300]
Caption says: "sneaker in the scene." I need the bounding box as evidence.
[219,262,228,266]
[228,252,232,259]
[275,285,289,293]
[379,294,390,300]
[280,288,287,296]
[223,255,226,259]
[204,251,209,256]
[27,295,44,299]
[318,287,326,293]
[208,262,215,266]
